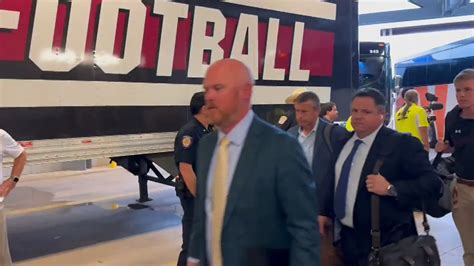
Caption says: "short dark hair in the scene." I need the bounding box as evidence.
[352,88,386,109]
[294,91,320,109]
[320,102,335,117]
[190,92,206,115]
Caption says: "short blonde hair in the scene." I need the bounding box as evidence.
[404,89,419,105]
[454,68,474,84]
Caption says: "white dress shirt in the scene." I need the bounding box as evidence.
[335,124,383,228]
[297,119,319,168]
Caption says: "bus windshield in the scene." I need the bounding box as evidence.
[359,55,386,91]
[359,42,393,117]
[359,42,392,94]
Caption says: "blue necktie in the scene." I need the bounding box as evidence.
[334,139,363,220]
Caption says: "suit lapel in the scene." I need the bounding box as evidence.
[224,117,263,226]
[200,133,217,197]
[357,127,391,191]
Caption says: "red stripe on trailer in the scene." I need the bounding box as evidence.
[0,0,33,61]
[141,4,161,69]
[113,9,128,58]
[52,2,69,52]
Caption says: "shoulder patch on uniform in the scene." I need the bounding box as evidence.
[278,115,288,125]
[182,135,193,148]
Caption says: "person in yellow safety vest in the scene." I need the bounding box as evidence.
[395,89,430,151]
[345,116,354,132]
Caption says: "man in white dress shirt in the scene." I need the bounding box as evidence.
[319,88,441,265]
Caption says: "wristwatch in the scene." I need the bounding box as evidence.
[10,176,20,183]
[387,184,398,197]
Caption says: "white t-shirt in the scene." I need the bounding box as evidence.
[0,129,24,181]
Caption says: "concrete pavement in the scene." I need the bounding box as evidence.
[4,166,171,216]
[6,166,181,265]
[3,166,466,265]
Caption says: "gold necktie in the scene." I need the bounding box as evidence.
[212,137,230,266]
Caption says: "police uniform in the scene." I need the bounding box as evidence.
[174,117,211,266]
[277,110,297,131]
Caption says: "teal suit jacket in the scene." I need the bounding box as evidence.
[189,116,320,266]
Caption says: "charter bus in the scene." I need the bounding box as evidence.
[395,37,474,143]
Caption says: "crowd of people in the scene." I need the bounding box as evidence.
[0,59,471,266]
[173,59,473,266]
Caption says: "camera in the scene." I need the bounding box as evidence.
[424,92,444,148]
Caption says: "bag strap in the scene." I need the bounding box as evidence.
[432,152,443,168]
[370,160,431,257]
[323,123,335,154]
[421,203,430,235]
[370,159,385,252]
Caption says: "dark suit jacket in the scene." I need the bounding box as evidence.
[288,119,350,184]
[320,126,442,252]
[188,116,320,266]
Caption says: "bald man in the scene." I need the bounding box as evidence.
[187,59,320,266]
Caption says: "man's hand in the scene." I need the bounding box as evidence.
[0,178,17,198]
[423,144,430,152]
[435,140,447,153]
[179,163,197,197]
[318,216,332,237]
[366,174,390,196]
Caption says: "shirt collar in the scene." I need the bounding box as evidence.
[298,118,319,137]
[351,123,383,145]
[217,110,254,146]
[193,117,207,131]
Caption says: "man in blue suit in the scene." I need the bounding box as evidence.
[187,59,320,266]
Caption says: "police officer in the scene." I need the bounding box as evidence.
[174,91,211,266]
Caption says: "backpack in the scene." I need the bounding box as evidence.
[323,123,336,154]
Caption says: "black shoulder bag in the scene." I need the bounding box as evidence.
[368,159,441,266]
[424,152,455,218]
